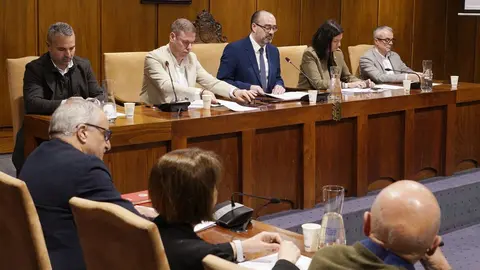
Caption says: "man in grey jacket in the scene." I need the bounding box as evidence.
[360,26,421,84]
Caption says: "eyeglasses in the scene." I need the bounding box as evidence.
[84,123,112,141]
[376,38,396,44]
[255,23,278,33]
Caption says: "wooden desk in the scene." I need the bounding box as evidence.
[198,220,314,259]
[24,83,480,214]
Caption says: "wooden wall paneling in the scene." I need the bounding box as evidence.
[38,0,100,78]
[257,0,302,46]
[444,0,477,82]
[101,0,157,54]
[303,122,316,208]
[253,126,302,215]
[188,133,241,204]
[355,116,368,196]
[316,119,356,200]
[157,0,209,46]
[210,0,256,43]
[403,109,415,179]
[105,144,168,193]
[378,0,414,67]
[0,0,37,127]
[412,0,448,79]
[412,107,446,180]
[300,0,341,45]
[475,18,480,83]
[445,104,456,175]
[367,112,404,188]
[242,130,255,207]
[455,102,480,170]
[340,0,378,68]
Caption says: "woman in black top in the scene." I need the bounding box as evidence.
[148,148,300,270]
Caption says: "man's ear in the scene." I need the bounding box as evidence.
[426,235,441,256]
[363,211,371,237]
[169,32,175,42]
[76,125,88,144]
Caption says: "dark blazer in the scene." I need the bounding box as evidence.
[153,216,298,270]
[217,36,284,93]
[23,52,103,115]
[19,139,139,270]
[13,53,102,174]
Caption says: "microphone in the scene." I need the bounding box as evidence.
[230,192,294,209]
[384,68,421,89]
[156,61,190,112]
[284,57,329,102]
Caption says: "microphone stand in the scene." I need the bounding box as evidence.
[156,61,190,112]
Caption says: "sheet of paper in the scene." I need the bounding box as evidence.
[218,100,259,112]
[116,112,126,117]
[193,221,216,232]
[373,84,404,90]
[239,253,311,270]
[341,88,387,93]
[188,99,222,109]
[433,83,442,86]
[266,91,307,101]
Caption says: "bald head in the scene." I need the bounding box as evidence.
[365,180,441,262]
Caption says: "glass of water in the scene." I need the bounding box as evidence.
[100,79,117,122]
[421,60,433,92]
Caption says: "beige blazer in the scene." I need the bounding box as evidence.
[140,44,232,104]
[359,47,414,83]
[297,47,360,90]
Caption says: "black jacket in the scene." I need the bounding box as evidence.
[153,216,299,270]
[19,139,139,270]
[23,52,103,115]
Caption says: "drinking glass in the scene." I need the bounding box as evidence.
[421,60,433,92]
[100,79,117,122]
[318,185,346,247]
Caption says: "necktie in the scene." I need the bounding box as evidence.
[259,47,267,91]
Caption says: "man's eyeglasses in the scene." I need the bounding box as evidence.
[255,23,278,33]
[84,123,112,141]
[376,38,396,44]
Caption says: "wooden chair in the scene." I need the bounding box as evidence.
[202,254,251,270]
[347,44,373,77]
[104,52,148,104]
[0,171,51,270]
[191,43,228,77]
[69,197,170,270]
[278,45,308,88]
[193,10,227,44]
[6,56,39,143]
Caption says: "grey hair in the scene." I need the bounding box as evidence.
[49,100,103,139]
[373,26,393,39]
[171,18,196,34]
[47,22,74,44]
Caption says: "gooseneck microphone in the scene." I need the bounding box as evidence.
[285,57,317,88]
[156,61,190,112]
[384,68,421,89]
[285,57,329,102]
[230,192,294,209]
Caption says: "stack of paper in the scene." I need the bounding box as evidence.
[266,91,307,101]
[217,100,259,112]
[239,253,311,270]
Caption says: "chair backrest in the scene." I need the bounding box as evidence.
[7,56,39,142]
[69,197,170,270]
[104,52,148,104]
[0,171,51,270]
[191,43,228,77]
[347,44,373,77]
[202,254,251,270]
[278,45,307,88]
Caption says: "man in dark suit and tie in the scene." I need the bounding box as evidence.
[13,22,103,175]
[217,10,285,95]
[19,99,154,270]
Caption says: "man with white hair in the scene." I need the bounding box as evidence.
[359,26,421,84]
[308,180,452,270]
[19,99,146,270]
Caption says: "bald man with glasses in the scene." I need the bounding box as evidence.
[217,10,285,95]
[359,26,421,84]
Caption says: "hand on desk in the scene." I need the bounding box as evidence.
[241,231,282,253]
[278,240,301,264]
[272,85,286,95]
[250,85,266,95]
[234,89,257,103]
[201,90,218,103]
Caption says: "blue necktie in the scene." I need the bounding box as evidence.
[259,47,267,91]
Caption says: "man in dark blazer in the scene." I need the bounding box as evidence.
[13,22,102,175]
[19,100,152,270]
[217,10,285,95]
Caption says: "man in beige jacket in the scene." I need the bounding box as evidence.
[140,18,255,105]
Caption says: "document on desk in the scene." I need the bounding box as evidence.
[218,100,259,112]
[265,91,307,101]
[188,100,222,109]
[239,253,311,270]
[341,88,387,93]
[373,84,404,90]
[193,221,216,232]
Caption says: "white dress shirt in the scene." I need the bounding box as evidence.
[374,48,407,80]
[51,59,74,76]
[249,34,269,86]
